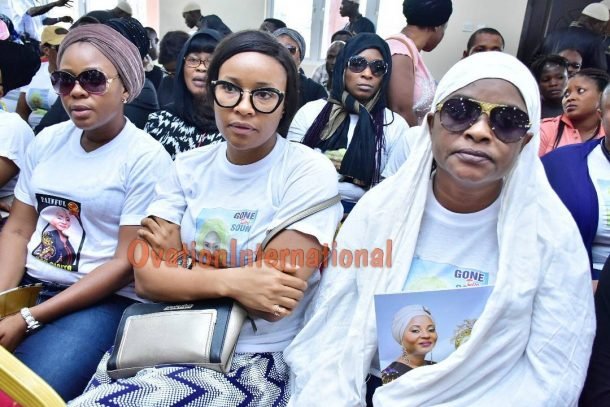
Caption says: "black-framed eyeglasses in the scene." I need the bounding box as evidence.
[283,44,298,56]
[184,55,210,69]
[211,80,285,114]
[50,69,119,96]
[435,97,531,144]
[346,55,388,77]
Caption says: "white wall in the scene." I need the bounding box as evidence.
[158,0,266,37]
[398,0,528,80]
[373,0,528,80]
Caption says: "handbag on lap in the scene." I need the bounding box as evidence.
[106,194,341,379]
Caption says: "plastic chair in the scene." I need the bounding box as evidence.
[0,346,64,407]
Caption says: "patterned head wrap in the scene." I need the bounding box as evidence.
[58,24,144,102]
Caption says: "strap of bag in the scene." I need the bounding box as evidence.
[260,194,341,250]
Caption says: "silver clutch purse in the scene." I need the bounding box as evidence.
[106,299,247,379]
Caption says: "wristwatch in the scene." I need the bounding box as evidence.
[20,307,43,334]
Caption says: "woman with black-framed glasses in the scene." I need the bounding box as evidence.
[144,29,225,160]
[288,32,409,215]
[0,24,173,401]
[72,29,342,407]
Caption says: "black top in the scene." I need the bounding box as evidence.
[299,73,328,109]
[35,79,159,133]
[198,14,232,37]
[381,360,434,385]
[540,101,564,120]
[157,75,176,110]
[344,16,376,35]
[146,65,164,90]
[579,255,610,406]
[539,26,607,71]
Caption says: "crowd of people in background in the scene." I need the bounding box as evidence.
[0,0,609,406]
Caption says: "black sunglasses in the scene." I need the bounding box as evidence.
[50,69,119,96]
[346,55,388,77]
[435,97,531,144]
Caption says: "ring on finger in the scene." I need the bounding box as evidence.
[273,304,283,317]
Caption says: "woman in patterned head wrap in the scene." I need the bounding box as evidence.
[0,23,172,401]
[387,0,453,126]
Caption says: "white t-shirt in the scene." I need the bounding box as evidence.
[0,112,34,198]
[287,99,409,202]
[381,126,417,178]
[20,61,57,129]
[14,119,173,300]
[587,144,610,271]
[403,183,500,291]
[148,135,343,353]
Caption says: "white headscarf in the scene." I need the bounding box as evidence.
[391,305,433,345]
[285,52,595,406]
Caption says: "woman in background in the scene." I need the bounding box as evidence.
[288,33,408,215]
[386,0,452,125]
[145,29,224,159]
[539,68,608,156]
[530,54,569,119]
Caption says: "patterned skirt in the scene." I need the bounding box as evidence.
[68,351,290,407]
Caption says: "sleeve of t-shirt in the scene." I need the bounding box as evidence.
[269,147,343,248]
[13,127,44,207]
[0,113,34,169]
[120,144,174,225]
[386,38,413,58]
[287,101,319,142]
[380,112,410,174]
[538,120,556,157]
[383,132,411,179]
[146,158,187,226]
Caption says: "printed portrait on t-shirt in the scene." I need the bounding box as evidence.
[32,194,85,272]
[195,208,259,267]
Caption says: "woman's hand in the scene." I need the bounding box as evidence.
[0,313,27,351]
[138,216,183,258]
[227,260,307,317]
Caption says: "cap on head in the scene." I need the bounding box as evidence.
[41,25,68,46]
[116,1,133,15]
[582,3,610,21]
[182,2,201,13]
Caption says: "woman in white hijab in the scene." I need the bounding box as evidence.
[284,52,595,406]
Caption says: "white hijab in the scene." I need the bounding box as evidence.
[284,52,595,406]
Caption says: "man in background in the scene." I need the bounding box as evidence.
[340,0,374,34]
[182,2,231,37]
[462,27,504,58]
[538,2,608,71]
